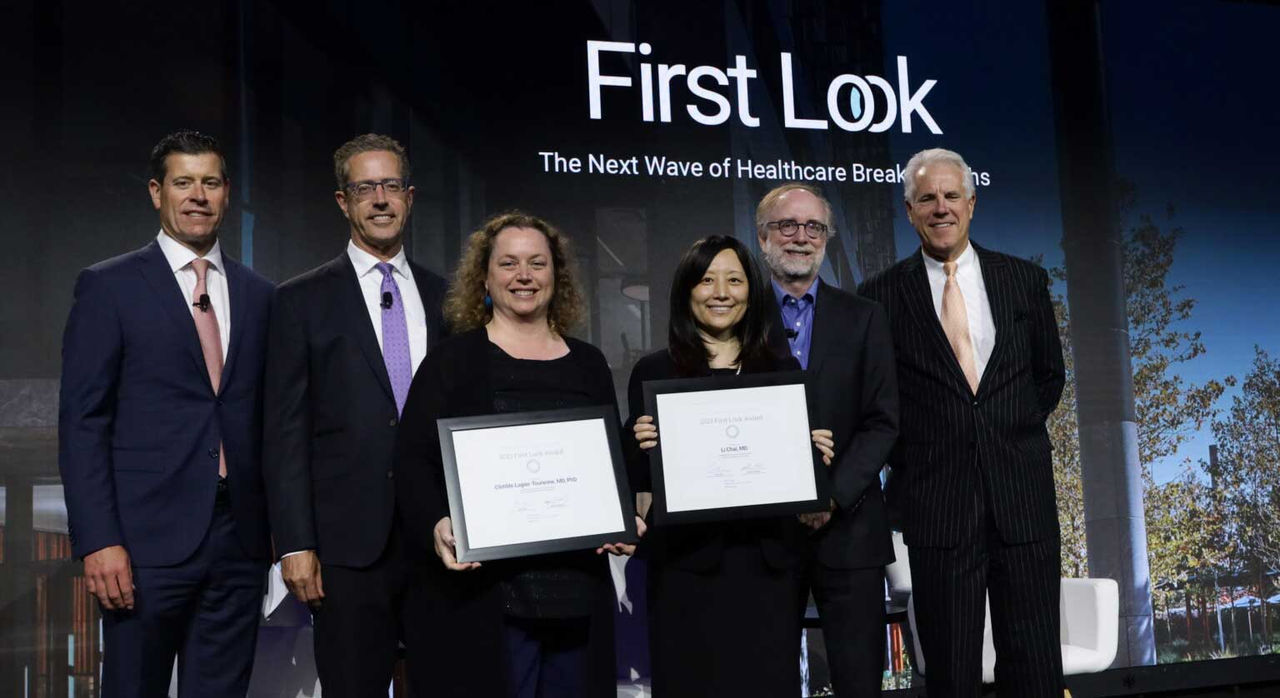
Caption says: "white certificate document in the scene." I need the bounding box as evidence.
[450,418,626,550]
[656,383,816,512]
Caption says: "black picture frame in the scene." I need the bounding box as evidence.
[437,405,637,562]
[642,370,829,525]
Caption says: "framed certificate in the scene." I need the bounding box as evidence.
[437,405,637,562]
[643,371,828,524]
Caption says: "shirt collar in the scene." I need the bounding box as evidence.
[921,240,976,276]
[771,276,820,306]
[346,240,409,278]
[156,230,224,275]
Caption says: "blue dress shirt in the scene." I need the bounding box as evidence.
[772,277,820,369]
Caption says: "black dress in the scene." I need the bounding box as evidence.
[624,349,807,698]
[395,329,620,698]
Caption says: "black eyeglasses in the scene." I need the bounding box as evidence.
[766,219,831,239]
[344,178,409,200]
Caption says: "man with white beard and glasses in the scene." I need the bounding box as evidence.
[756,183,900,697]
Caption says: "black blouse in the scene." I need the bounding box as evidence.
[395,329,622,618]
[622,348,806,572]
[488,342,607,618]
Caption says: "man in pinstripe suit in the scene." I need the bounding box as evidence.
[860,148,1065,697]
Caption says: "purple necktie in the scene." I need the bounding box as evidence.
[376,262,413,414]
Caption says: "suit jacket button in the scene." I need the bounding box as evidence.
[386,470,394,479]
[208,448,219,459]
[971,399,979,407]
[389,417,398,427]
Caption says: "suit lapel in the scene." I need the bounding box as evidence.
[899,251,972,397]
[333,255,396,404]
[138,241,211,390]
[807,281,834,376]
[219,258,249,392]
[973,244,1012,397]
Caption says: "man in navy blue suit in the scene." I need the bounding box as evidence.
[58,130,274,697]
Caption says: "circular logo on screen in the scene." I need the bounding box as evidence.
[526,459,541,473]
[725,424,740,439]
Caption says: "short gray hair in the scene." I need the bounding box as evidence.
[903,148,974,202]
[333,133,410,189]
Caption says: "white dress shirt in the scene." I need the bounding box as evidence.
[281,243,431,561]
[922,242,996,380]
[346,241,429,374]
[157,231,230,360]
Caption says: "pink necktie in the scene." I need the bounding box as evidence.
[191,258,227,477]
[941,261,980,394]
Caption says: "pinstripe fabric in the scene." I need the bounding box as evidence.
[859,245,1064,548]
[909,488,1063,697]
[860,243,1066,696]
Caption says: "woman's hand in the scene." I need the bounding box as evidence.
[635,492,653,520]
[597,516,647,556]
[811,428,834,466]
[433,517,481,571]
[633,415,658,450]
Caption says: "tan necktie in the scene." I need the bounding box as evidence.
[191,258,227,477]
[941,261,980,394]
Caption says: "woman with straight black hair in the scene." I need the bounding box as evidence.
[662,235,781,376]
[624,235,834,697]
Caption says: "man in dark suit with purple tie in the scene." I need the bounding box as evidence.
[263,134,448,696]
[860,148,1066,697]
[58,130,274,697]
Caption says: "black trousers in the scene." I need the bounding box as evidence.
[312,526,410,698]
[908,486,1062,698]
[649,543,801,698]
[797,560,887,698]
[503,615,592,698]
[101,496,267,698]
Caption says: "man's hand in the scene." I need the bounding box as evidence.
[797,498,838,531]
[281,550,325,606]
[433,517,481,571]
[798,511,832,531]
[84,545,134,610]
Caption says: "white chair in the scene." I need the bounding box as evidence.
[1059,577,1120,675]
[888,531,1119,683]
[885,532,913,602]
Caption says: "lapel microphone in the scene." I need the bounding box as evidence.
[194,294,212,312]
[785,328,799,339]
[381,292,393,310]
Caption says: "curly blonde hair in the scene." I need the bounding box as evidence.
[444,212,585,334]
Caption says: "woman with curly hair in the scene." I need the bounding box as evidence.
[395,211,638,698]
